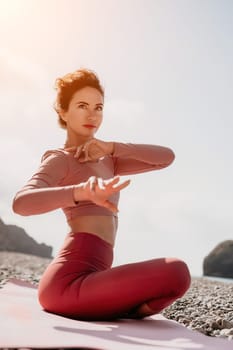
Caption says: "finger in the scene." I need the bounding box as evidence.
[112,179,131,191]
[64,146,77,152]
[89,176,97,192]
[102,200,119,213]
[97,177,105,190]
[83,143,90,162]
[74,146,83,158]
[78,141,92,162]
[104,176,120,187]
[104,176,130,190]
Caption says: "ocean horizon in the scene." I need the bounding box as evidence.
[192,275,233,284]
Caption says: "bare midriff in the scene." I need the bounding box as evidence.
[68,215,118,247]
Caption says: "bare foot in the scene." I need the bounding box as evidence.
[122,303,157,319]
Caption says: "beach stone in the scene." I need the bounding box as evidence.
[0,251,51,288]
[0,252,233,340]
[220,328,233,336]
[216,317,233,329]
[163,277,233,339]
[203,240,233,278]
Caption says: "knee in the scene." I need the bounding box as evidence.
[37,286,50,311]
[38,281,57,312]
[38,288,61,314]
[166,258,191,297]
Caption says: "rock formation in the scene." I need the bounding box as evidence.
[203,240,233,279]
[0,218,53,258]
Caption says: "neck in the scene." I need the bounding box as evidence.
[64,137,92,148]
[64,129,93,148]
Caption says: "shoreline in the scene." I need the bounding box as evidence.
[0,251,232,340]
[193,275,233,284]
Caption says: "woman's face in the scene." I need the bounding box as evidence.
[61,86,104,141]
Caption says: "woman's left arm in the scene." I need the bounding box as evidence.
[111,142,175,176]
[65,139,175,175]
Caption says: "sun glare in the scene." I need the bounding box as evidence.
[0,0,22,21]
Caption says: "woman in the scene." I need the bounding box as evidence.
[13,68,191,321]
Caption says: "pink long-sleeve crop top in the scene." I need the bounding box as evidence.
[12,142,175,222]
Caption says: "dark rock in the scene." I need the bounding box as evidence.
[203,240,233,279]
[0,218,53,258]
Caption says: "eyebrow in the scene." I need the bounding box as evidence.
[75,101,103,106]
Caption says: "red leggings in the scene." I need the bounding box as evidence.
[38,232,191,320]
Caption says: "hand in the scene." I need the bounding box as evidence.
[75,176,130,213]
[65,139,114,163]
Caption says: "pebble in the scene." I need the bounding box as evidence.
[163,276,233,340]
[0,252,233,341]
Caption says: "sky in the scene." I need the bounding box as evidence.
[0,0,233,277]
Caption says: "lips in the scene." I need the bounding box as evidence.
[83,124,96,128]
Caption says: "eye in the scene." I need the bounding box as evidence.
[96,106,103,111]
[78,104,87,109]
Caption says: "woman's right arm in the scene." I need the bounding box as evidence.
[12,150,130,216]
[12,150,79,216]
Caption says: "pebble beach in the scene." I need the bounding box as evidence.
[0,251,232,343]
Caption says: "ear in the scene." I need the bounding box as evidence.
[59,110,68,122]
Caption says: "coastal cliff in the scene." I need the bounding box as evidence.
[0,218,53,258]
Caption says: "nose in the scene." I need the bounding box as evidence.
[87,110,97,120]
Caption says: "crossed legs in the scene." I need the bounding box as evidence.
[38,233,191,321]
[77,257,191,320]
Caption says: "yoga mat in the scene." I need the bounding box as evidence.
[0,279,232,350]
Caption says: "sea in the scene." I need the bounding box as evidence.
[193,275,233,284]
